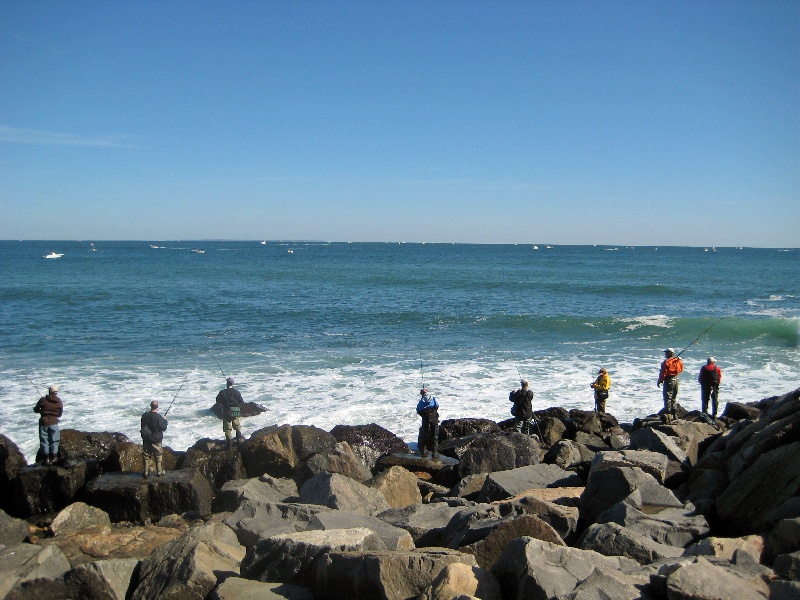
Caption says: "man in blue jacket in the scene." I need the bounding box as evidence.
[416,388,440,459]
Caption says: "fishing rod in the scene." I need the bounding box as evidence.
[164,372,191,417]
[25,375,43,397]
[511,354,545,443]
[209,351,227,378]
[420,361,425,390]
[675,316,726,358]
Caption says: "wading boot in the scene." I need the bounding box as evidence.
[235,431,243,444]
[156,456,164,477]
[226,438,233,451]
[50,453,57,466]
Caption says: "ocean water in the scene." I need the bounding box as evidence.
[1,240,798,463]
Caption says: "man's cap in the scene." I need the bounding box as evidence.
[598,368,607,374]
[226,377,234,385]
[49,385,58,393]
[420,388,427,395]
[707,357,715,363]
[664,348,674,354]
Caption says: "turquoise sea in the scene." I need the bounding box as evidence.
[1,241,798,462]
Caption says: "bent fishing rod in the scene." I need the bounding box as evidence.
[25,375,43,397]
[208,351,227,379]
[675,316,726,358]
[164,372,191,417]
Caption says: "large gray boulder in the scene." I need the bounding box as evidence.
[598,501,710,548]
[299,441,373,482]
[314,548,479,600]
[491,537,640,600]
[477,464,583,502]
[240,424,337,480]
[368,466,422,509]
[83,468,213,524]
[329,423,409,472]
[63,558,139,600]
[630,426,689,465]
[131,520,245,600]
[210,576,314,600]
[590,449,670,484]
[307,509,415,551]
[417,562,502,600]
[241,527,386,584]
[213,474,299,513]
[59,429,134,470]
[50,501,111,536]
[440,504,563,551]
[498,492,581,544]
[579,521,684,564]
[662,555,770,599]
[458,432,542,477]
[0,543,72,599]
[0,435,27,515]
[182,438,247,490]
[0,508,30,546]
[298,472,390,516]
[223,500,332,548]
[377,502,467,547]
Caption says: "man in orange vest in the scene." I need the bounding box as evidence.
[658,348,683,423]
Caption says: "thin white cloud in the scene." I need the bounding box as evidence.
[0,125,136,148]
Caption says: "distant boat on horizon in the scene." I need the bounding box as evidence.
[191,249,205,254]
[532,245,539,250]
[260,241,266,245]
[43,252,63,259]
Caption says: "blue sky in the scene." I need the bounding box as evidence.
[1,1,798,246]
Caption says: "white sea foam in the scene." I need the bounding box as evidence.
[618,315,674,331]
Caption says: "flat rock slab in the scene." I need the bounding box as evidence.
[591,450,670,484]
[478,464,583,502]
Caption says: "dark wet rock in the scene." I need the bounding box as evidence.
[0,508,30,546]
[579,521,684,564]
[314,548,478,600]
[298,471,390,516]
[0,435,27,515]
[477,464,583,503]
[376,451,460,487]
[438,418,500,441]
[211,400,267,419]
[542,439,594,472]
[574,431,611,451]
[329,423,409,472]
[239,424,336,480]
[492,537,640,600]
[59,430,133,471]
[770,579,800,600]
[223,501,332,549]
[724,401,763,421]
[457,431,541,478]
[242,527,386,584]
[213,474,299,513]
[130,521,245,600]
[765,517,800,564]
[773,550,800,580]
[182,437,247,490]
[14,459,102,517]
[82,469,213,524]
[537,416,567,446]
[0,543,72,599]
[377,502,466,548]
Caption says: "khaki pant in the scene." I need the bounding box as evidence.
[143,442,164,476]
[223,416,241,441]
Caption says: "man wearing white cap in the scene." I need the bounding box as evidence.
[658,348,684,423]
[216,377,244,449]
[698,357,722,418]
[33,385,64,465]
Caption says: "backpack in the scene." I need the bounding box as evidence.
[141,427,154,444]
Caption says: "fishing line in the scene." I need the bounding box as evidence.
[164,372,191,417]
[24,374,43,397]
[676,316,726,358]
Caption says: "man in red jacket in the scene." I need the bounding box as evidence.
[33,385,64,465]
[698,357,722,418]
[658,348,683,423]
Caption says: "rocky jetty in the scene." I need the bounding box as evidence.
[1,389,799,599]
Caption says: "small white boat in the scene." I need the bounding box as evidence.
[260,240,266,245]
[191,249,205,254]
[287,249,294,254]
[150,244,160,249]
[43,252,63,259]
[532,245,539,250]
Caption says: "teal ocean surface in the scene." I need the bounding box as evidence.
[1,241,798,461]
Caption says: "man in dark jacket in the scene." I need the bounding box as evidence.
[141,400,168,477]
[216,377,244,449]
[698,357,722,418]
[416,388,440,458]
[509,379,534,435]
[34,385,64,465]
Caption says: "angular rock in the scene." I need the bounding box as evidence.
[375,452,459,487]
[683,535,764,563]
[448,473,488,500]
[307,509,415,551]
[183,438,247,490]
[298,472,390,516]
[765,517,800,563]
[439,418,501,441]
[498,492,581,544]
[131,521,245,600]
[59,430,134,470]
[329,423,409,472]
[716,440,800,534]
[223,501,332,549]
[458,432,541,478]
[107,441,180,473]
[64,558,139,600]
[538,416,567,446]
[369,466,422,509]
[574,431,611,451]
[770,580,800,600]
[299,441,373,482]
[210,576,314,600]
[242,527,386,584]
[0,434,27,514]
[590,449,670,483]
[83,469,213,524]
[0,543,72,599]
[542,439,593,472]
[377,502,467,547]
[13,460,102,517]
[211,400,267,419]
[579,522,684,564]
[491,538,639,600]
[314,548,478,600]
[0,508,30,546]
[213,475,299,513]
[773,550,800,581]
[50,501,111,536]
[664,555,770,599]
[477,464,583,502]
[630,426,689,465]
[598,501,710,548]
[417,562,501,600]
[240,424,337,480]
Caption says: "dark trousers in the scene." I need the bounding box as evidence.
[701,384,719,417]
[418,417,439,455]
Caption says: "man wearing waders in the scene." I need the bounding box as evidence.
[416,388,439,458]
[141,400,168,477]
[34,384,63,465]
[698,357,722,418]
[658,348,684,423]
[216,377,244,449]
[509,379,534,435]
[590,368,611,412]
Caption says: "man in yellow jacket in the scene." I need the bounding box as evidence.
[590,368,611,412]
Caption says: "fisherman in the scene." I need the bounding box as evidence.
[658,348,684,423]
[216,377,244,449]
[509,379,534,435]
[140,400,168,477]
[33,385,63,465]
[590,368,611,412]
[416,388,440,458]
[698,357,722,418]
